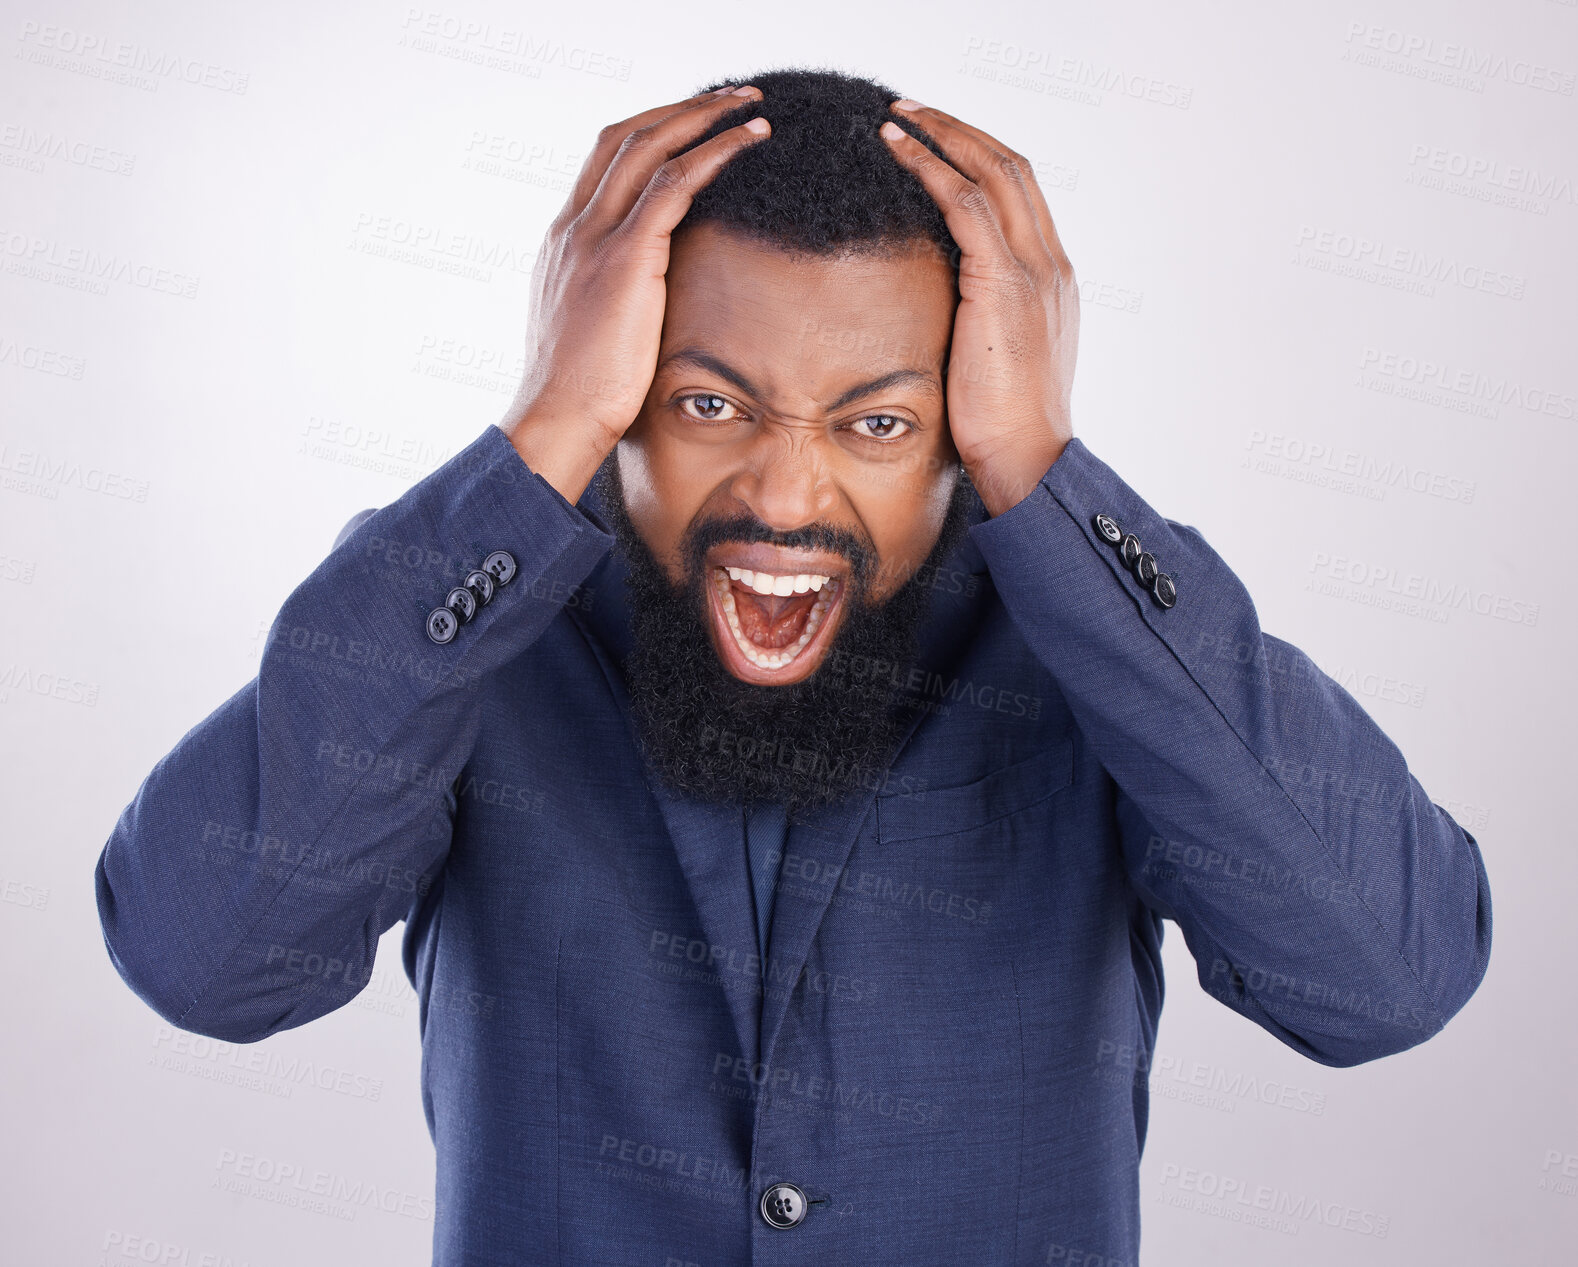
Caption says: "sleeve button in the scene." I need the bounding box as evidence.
[425,606,459,645]
[482,550,518,586]
[1135,551,1159,588]
[1119,533,1143,569]
[1153,573,1177,608]
[445,586,478,624]
[464,568,497,607]
[1093,513,1122,545]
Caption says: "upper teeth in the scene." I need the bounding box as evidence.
[724,566,830,596]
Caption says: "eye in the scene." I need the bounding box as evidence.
[677,393,743,424]
[845,415,912,442]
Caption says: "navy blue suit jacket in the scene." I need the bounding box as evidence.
[94,423,1492,1264]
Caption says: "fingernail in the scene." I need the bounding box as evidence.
[745,117,769,134]
[712,85,736,95]
[880,120,905,140]
[892,98,921,109]
[731,85,758,96]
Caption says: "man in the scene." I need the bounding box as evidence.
[94,68,1493,1265]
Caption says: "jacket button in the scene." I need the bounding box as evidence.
[445,586,478,624]
[1135,551,1159,588]
[464,568,496,607]
[1093,512,1122,545]
[425,606,459,645]
[760,1182,808,1229]
[482,550,518,586]
[1153,573,1177,608]
[1119,533,1143,570]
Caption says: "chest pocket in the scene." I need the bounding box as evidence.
[875,735,1076,844]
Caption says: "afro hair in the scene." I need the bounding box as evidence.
[672,65,961,279]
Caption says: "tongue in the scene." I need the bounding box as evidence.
[732,584,816,649]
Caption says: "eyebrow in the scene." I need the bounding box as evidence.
[657,347,942,412]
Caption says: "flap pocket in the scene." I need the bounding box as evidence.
[875,736,1075,843]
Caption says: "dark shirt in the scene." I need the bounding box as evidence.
[744,800,789,970]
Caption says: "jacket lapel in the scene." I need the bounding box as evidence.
[644,778,767,1069]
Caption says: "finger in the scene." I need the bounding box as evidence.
[574,87,763,231]
[618,117,771,245]
[897,102,1071,271]
[878,119,1017,282]
[889,102,1067,273]
[565,86,757,223]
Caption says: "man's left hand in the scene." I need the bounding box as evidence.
[880,101,1079,517]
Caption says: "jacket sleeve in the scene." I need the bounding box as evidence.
[967,436,1493,1067]
[93,424,614,1043]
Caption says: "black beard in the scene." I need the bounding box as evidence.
[593,454,977,820]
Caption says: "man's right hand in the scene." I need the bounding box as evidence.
[501,85,769,505]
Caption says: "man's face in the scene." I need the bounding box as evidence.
[616,221,961,685]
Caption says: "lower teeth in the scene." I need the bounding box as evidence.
[713,569,837,669]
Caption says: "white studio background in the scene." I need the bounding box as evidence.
[1,0,1572,1262]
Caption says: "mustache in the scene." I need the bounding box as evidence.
[680,513,877,594]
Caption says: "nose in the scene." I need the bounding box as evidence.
[730,424,839,535]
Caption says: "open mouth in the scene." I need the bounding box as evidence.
[706,563,847,682]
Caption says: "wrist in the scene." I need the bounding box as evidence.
[501,406,620,506]
[969,436,1067,518]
